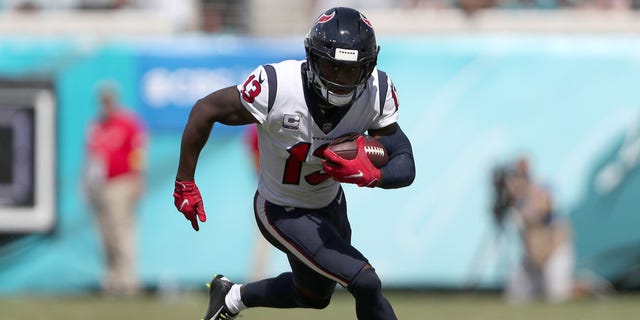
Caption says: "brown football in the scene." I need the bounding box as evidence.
[327,133,388,168]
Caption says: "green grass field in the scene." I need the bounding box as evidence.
[2,291,639,320]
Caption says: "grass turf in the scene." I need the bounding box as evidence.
[1,291,639,320]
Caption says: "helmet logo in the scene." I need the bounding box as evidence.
[360,13,372,27]
[335,48,358,62]
[317,11,335,23]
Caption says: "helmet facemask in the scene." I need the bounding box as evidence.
[306,49,376,107]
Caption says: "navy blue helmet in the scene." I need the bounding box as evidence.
[304,7,380,107]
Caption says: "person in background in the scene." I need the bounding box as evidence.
[83,81,147,296]
[245,123,260,173]
[498,156,575,304]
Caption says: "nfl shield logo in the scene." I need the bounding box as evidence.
[283,114,300,130]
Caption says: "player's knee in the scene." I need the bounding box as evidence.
[348,267,382,299]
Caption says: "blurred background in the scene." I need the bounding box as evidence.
[1,0,640,317]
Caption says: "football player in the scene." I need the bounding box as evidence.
[173,7,415,320]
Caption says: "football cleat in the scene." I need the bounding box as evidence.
[203,275,238,320]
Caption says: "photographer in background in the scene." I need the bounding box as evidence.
[492,156,575,304]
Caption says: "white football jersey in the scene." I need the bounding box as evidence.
[237,60,399,208]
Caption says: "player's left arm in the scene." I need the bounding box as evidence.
[369,123,415,189]
[366,73,415,189]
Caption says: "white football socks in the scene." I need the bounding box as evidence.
[225,284,246,314]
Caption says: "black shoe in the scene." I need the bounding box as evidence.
[203,275,238,320]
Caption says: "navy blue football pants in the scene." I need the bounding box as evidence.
[242,188,398,320]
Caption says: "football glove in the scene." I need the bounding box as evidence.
[322,136,381,188]
[173,180,207,231]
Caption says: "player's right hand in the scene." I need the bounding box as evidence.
[173,180,207,231]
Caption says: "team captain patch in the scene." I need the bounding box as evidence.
[283,114,300,130]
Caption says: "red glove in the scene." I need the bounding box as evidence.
[322,136,382,187]
[173,180,207,231]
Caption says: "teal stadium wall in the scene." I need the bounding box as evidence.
[0,35,639,294]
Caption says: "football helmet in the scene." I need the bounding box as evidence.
[304,7,380,107]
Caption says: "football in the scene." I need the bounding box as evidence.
[327,133,388,168]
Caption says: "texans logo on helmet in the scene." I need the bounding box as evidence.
[317,11,335,23]
[359,13,372,27]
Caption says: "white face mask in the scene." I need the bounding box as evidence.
[309,69,362,107]
[320,85,354,107]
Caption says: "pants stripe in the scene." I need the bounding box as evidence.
[254,192,348,287]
